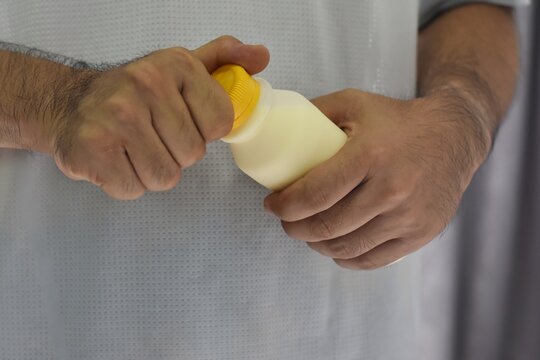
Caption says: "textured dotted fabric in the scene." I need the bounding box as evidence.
[0,1,431,359]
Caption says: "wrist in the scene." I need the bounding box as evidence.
[420,76,498,168]
[21,67,100,154]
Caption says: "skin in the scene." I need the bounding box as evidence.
[0,36,270,199]
[264,4,519,269]
[0,5,518,270]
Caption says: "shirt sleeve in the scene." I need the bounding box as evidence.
[419,0,526,28]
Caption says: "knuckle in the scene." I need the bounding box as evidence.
[209,121,233,141]
[57,160,83,180]
[112,180,145,200]
[183,142,206,167]
[127,62,164,97]
[216,35,240,47]
[149,162,181,191]
[355,257,381,270]
[120,179,138,196]
[364,143,389,164]
[76,124,123,157]
[213,35,242,54]
[77,124,110,147]
[303,184,331,212]
[106,99,138,125]
[309,214,337,240]
[62,166,78,179]
[203,105,234,142]
[357,233,380,254]
[402,212,426,236]
[382,183,409,208]
[327,240,360,260]
[339,88,361,104]
[341,88,358,98]
[169,47,198,71]
[168,47,190,57]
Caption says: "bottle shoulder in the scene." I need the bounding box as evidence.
[270,88,309,106]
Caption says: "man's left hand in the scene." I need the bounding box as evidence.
[264,88,485,270]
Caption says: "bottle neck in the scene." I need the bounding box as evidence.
[221,78,272,144]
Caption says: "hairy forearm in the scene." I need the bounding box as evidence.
[0,45,98,153]
[418,4,519,163]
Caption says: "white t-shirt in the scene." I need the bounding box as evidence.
[0,1,515,359]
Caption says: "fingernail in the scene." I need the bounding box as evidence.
[245,43,265,48]
[386,256,407,267]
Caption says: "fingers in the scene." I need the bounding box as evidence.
[281,182,392,242]
[55,36,271,200]
[305,215,397,259]
[56,92,183,197]
[264,140,369,222]
[123,109,181,192]
[184,35,270,140]
[129,48,234,142]
[264,89,367,222]
[263,88,456,270]
[179,61,235,141]
[97,150,147,200]
[149,87,206,168]
[333,238,423,271]
[188,36,270,140]
[192,35,270,75]
[99,93,182,193]
[55,145,146,200]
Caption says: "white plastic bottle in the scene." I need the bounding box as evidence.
[213,65,347,191]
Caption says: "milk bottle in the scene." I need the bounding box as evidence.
[213,65,347,190]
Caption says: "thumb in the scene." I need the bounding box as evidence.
[192,35,270,75]
[310,89,358,128]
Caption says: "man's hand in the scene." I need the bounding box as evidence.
[264,89,481,269]
[265,4,517,270]
[31,36,269,200]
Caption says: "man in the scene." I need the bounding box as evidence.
[0,0,519,359]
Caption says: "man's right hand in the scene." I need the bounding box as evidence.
[49,36,269,200]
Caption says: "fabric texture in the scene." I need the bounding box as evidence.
[0,2,419,359]
[0,1,524,359]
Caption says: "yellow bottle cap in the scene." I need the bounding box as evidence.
[212,64,260,131]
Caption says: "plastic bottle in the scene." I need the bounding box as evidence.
[212,65,347,191]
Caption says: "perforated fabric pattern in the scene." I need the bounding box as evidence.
[0,1,420,359]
